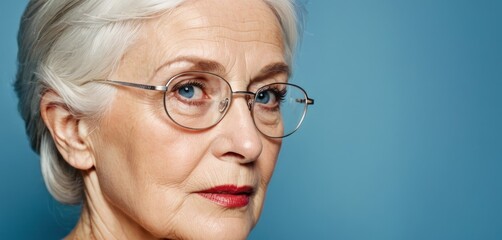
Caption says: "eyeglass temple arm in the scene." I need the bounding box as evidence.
[93,79,168,91]
[296,98,315,105]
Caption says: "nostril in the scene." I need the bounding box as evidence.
[218,98,229,113]
[223,152,245,159]
[222,152,254,165]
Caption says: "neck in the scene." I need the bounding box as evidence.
[65,170,157,240]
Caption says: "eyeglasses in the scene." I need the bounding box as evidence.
[92,71,314,138]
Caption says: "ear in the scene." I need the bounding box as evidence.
[40,91,95,170]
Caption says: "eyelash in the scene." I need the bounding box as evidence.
[172,80,206,92]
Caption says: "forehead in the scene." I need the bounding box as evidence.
[163,0,284,46]
[116,0,286,82]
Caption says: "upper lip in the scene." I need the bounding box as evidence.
[196,185,254,195]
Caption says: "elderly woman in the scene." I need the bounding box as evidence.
[15,0,313,239]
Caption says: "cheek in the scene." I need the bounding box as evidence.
[259,138,282,183]
[96,115,207,191]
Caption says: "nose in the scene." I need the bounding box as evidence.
[210,96,263,164]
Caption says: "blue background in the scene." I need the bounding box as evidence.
[1,1,501,239]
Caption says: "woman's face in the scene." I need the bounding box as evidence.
[89,0,286,239]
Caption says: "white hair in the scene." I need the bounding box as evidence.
[15,0,303,205]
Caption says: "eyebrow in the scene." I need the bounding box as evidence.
[155,56,290,82]
[155,56,227,76]
[255,62,290,81]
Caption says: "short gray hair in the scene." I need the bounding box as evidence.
[15,0,303,205]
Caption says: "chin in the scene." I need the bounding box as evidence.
[142,202,259,239]
[150,216,253,240]
[189,219,254,240]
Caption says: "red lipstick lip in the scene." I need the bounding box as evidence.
[196,185,254,208]
[198,185,254,194]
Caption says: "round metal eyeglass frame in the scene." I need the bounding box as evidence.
[91,71,314,138]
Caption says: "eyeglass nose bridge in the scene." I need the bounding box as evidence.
[231,91,256,111]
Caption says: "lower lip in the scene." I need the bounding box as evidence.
[197,193,250,208]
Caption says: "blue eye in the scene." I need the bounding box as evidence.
[256,91,273,104]
[176,83,204,100]
[179,85,195,98]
